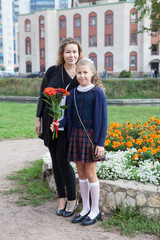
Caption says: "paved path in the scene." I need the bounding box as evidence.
[0,96,160,106]
[0,139,159,240]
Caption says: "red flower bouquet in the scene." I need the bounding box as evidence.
[43,87,70,139]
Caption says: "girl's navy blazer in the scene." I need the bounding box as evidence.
[60,86,108,147]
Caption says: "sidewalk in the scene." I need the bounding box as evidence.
[0,139,159,240]
[0,96,160,105]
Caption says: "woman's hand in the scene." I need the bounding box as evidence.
[95,146,105,157]
[35,117,41,136]
[50,121,60,132]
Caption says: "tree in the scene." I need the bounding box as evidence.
[134,0,160,34]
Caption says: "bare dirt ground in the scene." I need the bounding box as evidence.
[0,138,159,240]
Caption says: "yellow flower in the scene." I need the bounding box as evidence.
[150,116,155,121]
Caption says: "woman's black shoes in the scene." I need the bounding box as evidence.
[63,200,78,217]
[56,207,65,216]
[56,200,67,216]
[72,211,90,223]
[81,212,102,226]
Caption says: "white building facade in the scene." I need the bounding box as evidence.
[18,1,160,76]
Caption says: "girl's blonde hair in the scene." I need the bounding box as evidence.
[76,58,105,90]
[56,37,83,66]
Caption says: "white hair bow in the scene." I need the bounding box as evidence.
[82,58,94,65]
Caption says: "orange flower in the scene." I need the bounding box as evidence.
[126,142,133,148]
[142,146,148,152]
[137,149,142,153]
[143,135,148,139]
[57,88,70,96]
[119,136,123,141]
[136,139,143,145]
[133,155,138,160]
[151,149,157,154]
[104,139,111,146]
[44,87,57,96]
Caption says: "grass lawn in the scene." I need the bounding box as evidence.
[0,102,159,140]
[0,102,37,139]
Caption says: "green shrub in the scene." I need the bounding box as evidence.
[119,70,132,78]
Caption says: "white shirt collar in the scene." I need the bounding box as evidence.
[77,84,95,92]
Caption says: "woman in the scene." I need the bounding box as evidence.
[35,37,83,217]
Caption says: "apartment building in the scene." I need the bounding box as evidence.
[18,0,160,76]
[0,0,14,71]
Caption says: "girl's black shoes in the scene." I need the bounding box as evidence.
[72,211,90,223]
[81,212,102,226]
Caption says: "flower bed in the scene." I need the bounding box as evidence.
[105,116,160,162]
[71,116,160,185]
[99,116,160,185]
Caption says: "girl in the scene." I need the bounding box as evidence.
[35,38,83,217]
[51,58,107,225]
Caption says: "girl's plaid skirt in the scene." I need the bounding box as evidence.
[67,128,106,163]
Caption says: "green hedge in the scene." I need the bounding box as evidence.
[0,78,160,99]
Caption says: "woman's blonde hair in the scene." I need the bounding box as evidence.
[76,58,105,90]
[56,37,83,66]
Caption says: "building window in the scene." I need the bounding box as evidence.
[105,34,113,46]
[0,24,2,36]
[89,53,97,69]
[131,12,137,24]
[26,61,32,73]
[151,44,158,55]
[106,55,113,68]
[40,28,45,38]
[131,33,137,45]
[0,39,3,50]
[14,53,16,64]
[60,37,65,43]
[90,16,96,26]
[130,52,137,71]
[60,19,66,29]
[106,14,113,25]
[25,37,31,55]
[40,48,45,59]
[89,36,97,47]
[74,17,81,28]
[40,65,45,72]
[75,36,81,43]
[130,55,136,67]
[0,52,3,64]
[25,19,31,32]
[40,19,44,25]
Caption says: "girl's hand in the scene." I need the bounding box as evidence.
[35,117,41,136]
[50,121,60,132]
[95,146,105,157]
